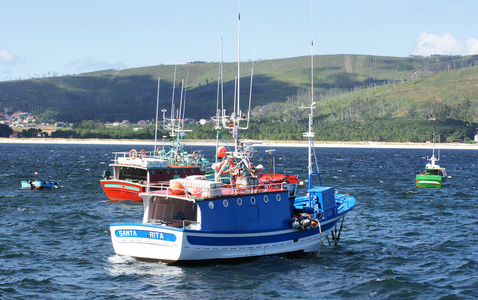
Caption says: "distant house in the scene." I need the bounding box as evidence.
[41,130,55,137]
[122,120,130,124]
[113,122,120,127]
[137,120,148,125]
[55,122,65,127]
[133,127,144,131]
[9,132,19,138]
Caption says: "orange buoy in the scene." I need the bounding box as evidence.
[190,186,203,197]
[217,146,227,159]
[169,181,184,195]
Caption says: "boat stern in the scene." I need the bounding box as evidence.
[110,223,185,262]
[415,174,442,188]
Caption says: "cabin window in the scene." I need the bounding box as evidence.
[250,197,256,204]
[237,198,243,206]
[223,200,229,207]
[119,167,147,181]
[264,195,269,203]
[276,194,281,202]
[208,201,214,209]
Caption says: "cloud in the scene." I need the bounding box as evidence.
[411,32,478,56]
[0,49,16,64]
[65,57,123,74]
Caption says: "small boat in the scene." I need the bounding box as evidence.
[100,78,209,202]
[109,14,356,263]
[21,180,58,189]
[416,148,447,188]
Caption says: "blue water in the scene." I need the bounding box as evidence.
[1,142,478,299]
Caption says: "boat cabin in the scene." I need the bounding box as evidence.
[426,168,444,177]
[141,177,294,232]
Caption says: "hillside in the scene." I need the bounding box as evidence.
[1,54,478,124]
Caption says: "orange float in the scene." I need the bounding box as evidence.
[169,181,184,195]
[190,186,203,197]
[217,146,227,159]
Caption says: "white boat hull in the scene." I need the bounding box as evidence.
[110,217,341,263]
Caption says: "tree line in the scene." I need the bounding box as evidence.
[12,117,475,143]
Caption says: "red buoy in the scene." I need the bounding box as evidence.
[217,146,227,159]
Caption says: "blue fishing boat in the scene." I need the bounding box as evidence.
[21,180,59,189]
[109,12,356,263]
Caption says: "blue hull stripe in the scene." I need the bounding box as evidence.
[186,222,335,246]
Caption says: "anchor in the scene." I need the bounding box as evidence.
[327,216,345,246]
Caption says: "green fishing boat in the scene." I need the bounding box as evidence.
[415,148,446,188]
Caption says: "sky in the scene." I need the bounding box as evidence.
[1,0,478,81]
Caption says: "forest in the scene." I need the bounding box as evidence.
[24,116,475,144]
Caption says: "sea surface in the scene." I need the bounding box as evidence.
[1,142,477,299]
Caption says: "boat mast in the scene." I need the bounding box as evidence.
[154,77,160,153]
[171,65,177,122]
[234,11,241,153]
[181,69,190,130]
[308,8,314,185]
[215,39,224,164]
[301,0,321,189]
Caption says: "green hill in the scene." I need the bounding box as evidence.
[1,54,477,125]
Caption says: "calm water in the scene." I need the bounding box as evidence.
[1,142,478,299]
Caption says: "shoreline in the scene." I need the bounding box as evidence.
[1,138,477,149]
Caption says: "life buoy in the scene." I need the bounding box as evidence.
[156,147,162,156]
[129,149,137,159]
[422,171,426,175]
[192,151,199,160]
[217,160,234,175]
[175,153,182,163]
[139,149,146,159]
